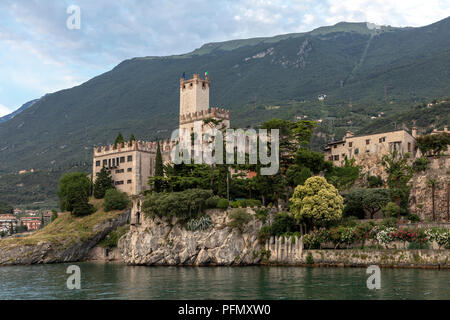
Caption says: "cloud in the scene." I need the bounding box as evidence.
[0,104,13,117]
[0,0,449,109]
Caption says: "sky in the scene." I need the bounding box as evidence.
[0,0,449,116]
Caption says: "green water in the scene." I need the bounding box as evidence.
[0,263,449,299]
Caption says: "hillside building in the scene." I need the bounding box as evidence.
[324,129,417,177]
[93,74,230,195]
[20,217,41,231]
[0,214,18,233]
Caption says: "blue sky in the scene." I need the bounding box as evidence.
[0,0,449,116]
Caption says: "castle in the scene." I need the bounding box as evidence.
[92,74,230,195]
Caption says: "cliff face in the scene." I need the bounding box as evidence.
[118,209,263,266]
[0,211,129,265]
[409,157,450,222]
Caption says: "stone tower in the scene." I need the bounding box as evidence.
[179,74,210,116]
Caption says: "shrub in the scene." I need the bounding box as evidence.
[376,227,396,245]
[99,225,130,248]
[270,212,297,235]
[57,172,92,211]
[306,252,314,264]
[380,217,398,228]
[72,200,95,217]
[382,202,401,218]
[255,208,268,223]
[185,215,213,231]
[228,208,253,232]
[216,198,229,210]
[424,228,450,249]
[93,167,114,199]
[407,214,420,222]
[412,157,430,172]
[353,222,375,248]
[258,225,271,244]
[340,216,359,227]
[367,175,384,188]
[231,199,261,208]
[51,210,58,222]
[205,196,220,209]
[143,189,213,220]
[103,189,130,212]
[303,233,321,249]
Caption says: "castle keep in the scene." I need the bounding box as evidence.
[93,74,230,195]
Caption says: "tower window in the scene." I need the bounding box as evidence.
[127,155,133,162]
[96,161,100,167]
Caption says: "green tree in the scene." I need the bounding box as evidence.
[325,158,360,190]
[114,132,125,148]
[351,188,390,219]
[93,167,114,199]
[129,134,136,146]
[290,176,343,230]
[367,175,384,188]
[51,209,58,222]
[382,151,413,214]
[416,133,450,156]
[0,201,13,214]
[103,189,130,212]
[382,201,401,218]
[270,212,298,235]
[342,190,366,219]
[152,142,164,192]
[57,172,92,211]
[66,180,93,216]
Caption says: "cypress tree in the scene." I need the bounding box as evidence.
[155,142,164,177]
[129,134,136,146]
[114,132,125,148]
[154,142,164,192]
[94,167,114,199]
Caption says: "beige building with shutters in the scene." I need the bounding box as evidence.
[92,74,230,195]
[324,129,417,176]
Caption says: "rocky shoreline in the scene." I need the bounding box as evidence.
[1,208,449,269]
[0,211,129,265]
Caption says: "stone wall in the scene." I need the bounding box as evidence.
[119,208,265,266]
[295,249,450,268]
[409,156,450,222]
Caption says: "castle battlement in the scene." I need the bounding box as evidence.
[93,139,177,156]
[93,74,231,196]
[180,74,210,88]
[179,107,230,125]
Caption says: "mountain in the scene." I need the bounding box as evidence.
[0,18,450,174]
[0,99,39,123]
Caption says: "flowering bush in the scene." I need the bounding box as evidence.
[376,227,396,245]
[424,228,450,249]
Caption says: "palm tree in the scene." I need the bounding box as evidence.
[427,178,440,221]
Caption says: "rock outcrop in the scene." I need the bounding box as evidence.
[409,156,450,222]
[119,209,264,266]
[0,211,129,265]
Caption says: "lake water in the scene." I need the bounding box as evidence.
[0,263,449,300]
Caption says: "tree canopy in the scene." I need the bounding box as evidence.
[290,176,343,227]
